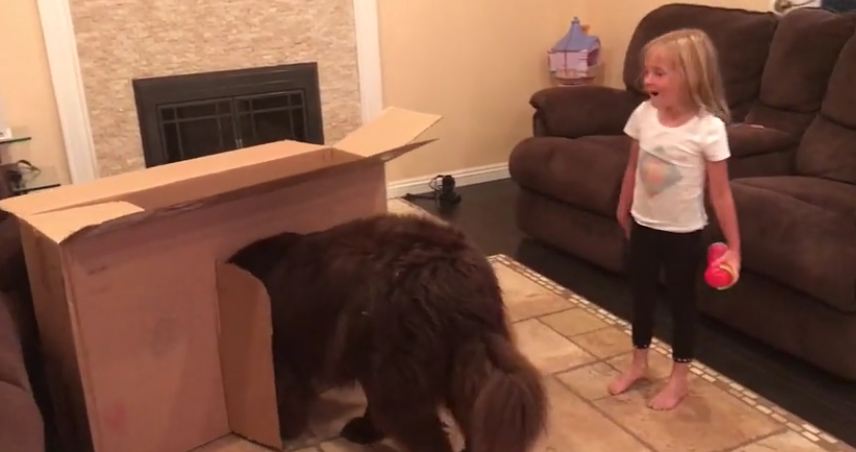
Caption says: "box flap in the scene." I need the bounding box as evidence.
[20,153,387,248]
[215,262,281,450]
[334,106,441,157]
[0,107,440,219]
[0,139,325,217]
[23,202,145,244]
[365,138,438,163]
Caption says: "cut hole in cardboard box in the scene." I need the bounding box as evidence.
[0,107,441,452]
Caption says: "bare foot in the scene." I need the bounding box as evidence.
[608,349,648,395]
[649,363,689,410]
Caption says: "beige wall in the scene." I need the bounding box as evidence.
[2,0,770,187]
[379,0,590,181]
[0,1,70,184]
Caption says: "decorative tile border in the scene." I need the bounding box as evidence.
[488,253,853,452]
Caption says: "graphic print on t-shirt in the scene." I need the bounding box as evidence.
[638,146,682,197]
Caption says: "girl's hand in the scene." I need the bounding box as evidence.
[616,140,639,241]
[713,249,741,281]
[616,206,631,239]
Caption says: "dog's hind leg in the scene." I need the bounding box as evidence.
[340,375,386,444]
[274,360,315,440]
[365,382,453,452]
[340,403,385,444]
[377,404,453,452]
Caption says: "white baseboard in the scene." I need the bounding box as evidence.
[386,162,510,199]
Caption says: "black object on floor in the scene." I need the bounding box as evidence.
[408,178,856,448]
[404,175,462,213]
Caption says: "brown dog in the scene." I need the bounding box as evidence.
[229,214,547,452]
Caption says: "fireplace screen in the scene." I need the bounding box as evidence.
[133,63,323,167]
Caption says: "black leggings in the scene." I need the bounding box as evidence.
[628,220,704,363]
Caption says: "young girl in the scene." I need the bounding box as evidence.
[607,28,742,410]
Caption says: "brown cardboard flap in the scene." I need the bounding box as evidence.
[215,262,281,450]
[365,139,438,163]
[122,148,360,213]
[24,201,145,244]
[334,107,441,157]
[0,107,440,219]
[24,151,379,245]
[0,139,324,217]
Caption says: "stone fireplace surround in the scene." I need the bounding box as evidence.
[37,0,383,182]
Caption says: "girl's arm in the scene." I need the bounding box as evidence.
[616,140,639,238]
[706,159,741,274]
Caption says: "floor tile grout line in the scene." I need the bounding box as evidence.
[534,316,604,363]
[716,426,790,452]
[534,315,634,365]
[496,255,634,330]
[551,374,658,452]
[510,305,577,325]
[542,316,615,340]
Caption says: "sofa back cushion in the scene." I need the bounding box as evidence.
[623,4,778,122]
[746,8,856,133]
[796,31,856,184]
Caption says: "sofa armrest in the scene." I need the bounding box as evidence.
[530,86,643,138]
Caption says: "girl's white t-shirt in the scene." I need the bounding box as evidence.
[624,100,730,233]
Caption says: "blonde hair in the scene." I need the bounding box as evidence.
[642,28,730,123]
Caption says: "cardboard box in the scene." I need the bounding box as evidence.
[0,107,441,452]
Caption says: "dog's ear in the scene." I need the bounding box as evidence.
[228,232,305,278]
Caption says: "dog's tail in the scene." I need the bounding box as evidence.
[453,332,547,452]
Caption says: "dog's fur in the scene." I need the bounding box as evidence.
[229,214,547,452]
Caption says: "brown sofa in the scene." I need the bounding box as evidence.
[509,4,856,380]
[0,215,45,451]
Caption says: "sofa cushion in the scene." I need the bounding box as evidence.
[738,176,856,220]
[730,177,856,312]
[623,4,777,121]
[796,115,856,185]
[820,31,856,130]
[726,124,798,158]
[796,32,856,184]
[756,9,856,115]
[509,135,631,217]
[744,104,816,135]
[0,381,44,452]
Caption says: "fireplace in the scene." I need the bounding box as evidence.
[132,63,324,167]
